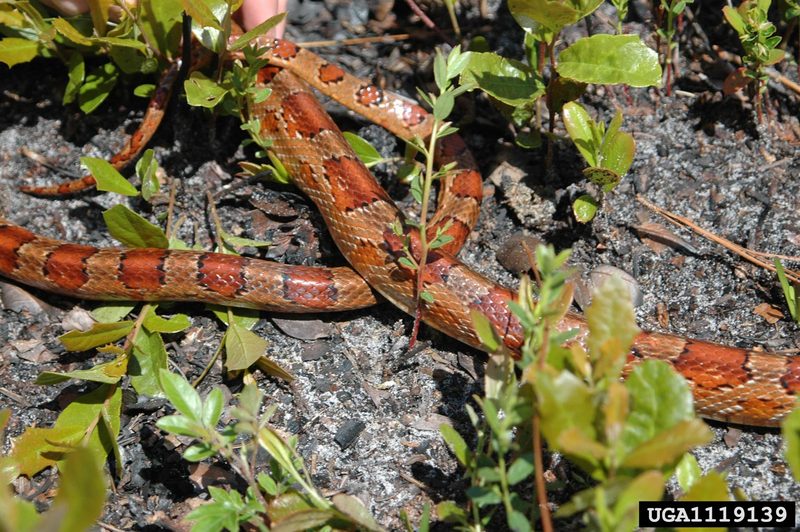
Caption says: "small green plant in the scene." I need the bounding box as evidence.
[561,102,635,222]
[723,0,785,123]
[156,372,382,531]
[774,259,800,323]
[389,45,472,345]
[611,0,630,33]
[459,0,659,147]
[655,0,694,95]
[437,245,720,531]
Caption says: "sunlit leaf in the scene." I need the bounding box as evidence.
[103,204,169,248]
[130,327,168,397]
[573,194,599,223]
[558,34,661,87]
[225,323,267,371]
[81,156,138,196]
[59,320,134,351]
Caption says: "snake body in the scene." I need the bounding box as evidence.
[1,39,797,427]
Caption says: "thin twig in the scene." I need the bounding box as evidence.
[636,195,800,284]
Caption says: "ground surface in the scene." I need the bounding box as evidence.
[0,0,799,530]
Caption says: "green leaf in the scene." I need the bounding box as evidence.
[775,259,799,322]
[221,231,271,249]
[184,71,229,108]
[136,149,160,201]
[186,486,245,532]
[680,471,731,501]
[183,442,217,462]
[675,453,702,492]
[722,5,745,34]
[138,0,183,56]
[535,369,597,454]
[158,369,202,421]
[562,102,599,167]
[782,402,800,481]
[79,62,119,114]
[52,18,93,46]
[143,309,191,333]
[130,327,168,397]
[202,388,225,428]
[440,424,469,467]
[0,38,38,68]
[59,321,134,351]
[103,205,169,248]
[332,494,383,532]
[470,309,501,352]
[508,0,581,32]
[436,500,468,523]
[460,52,545,107]
[619,360,700,460]
[91,303,135,323]
[181,0,222,30]
[585,276,640,379]
[611,470,665,530]
[573,194,599,223]
[81,156,138,196]
[556,426,607,468]
[62,51,85,105]
[155,414,203,438]
[557,34,661,87]
[398,257,417,270]
[225,323,268,371]
[466,486,502,507]
[133,83,156,98]
[229,12,287,50]
[507,453,535,485]
[507,510,531,532]
[36,352,128,385]
[599,128,635,178]
[209,305,261,329]
[620,419,712,469]
[420,290,435,303]
[49,447,107,532]
[343,132,384,167]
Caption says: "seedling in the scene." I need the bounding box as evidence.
[561,102,635,222]
[723,0,785,123]
[611,0,630,33]
[775,259,800,323]
[656,0,694,95]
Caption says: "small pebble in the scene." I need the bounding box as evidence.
[496,232,542,273]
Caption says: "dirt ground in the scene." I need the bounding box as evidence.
[1,0,799,529]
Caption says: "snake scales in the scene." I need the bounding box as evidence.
[1,38,797,427]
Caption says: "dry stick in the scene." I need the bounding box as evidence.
[402,0,455,45]
[636,195,800,284]
[768,69,800,96]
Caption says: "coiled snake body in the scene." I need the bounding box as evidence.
[1,39,797,427]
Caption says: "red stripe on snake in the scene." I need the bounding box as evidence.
[3,39,797,427]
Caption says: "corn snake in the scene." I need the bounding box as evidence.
[1,38,797,427]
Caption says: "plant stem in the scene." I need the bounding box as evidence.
[409,120,441,347]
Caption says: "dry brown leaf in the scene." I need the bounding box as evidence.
[753,302,783,324]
